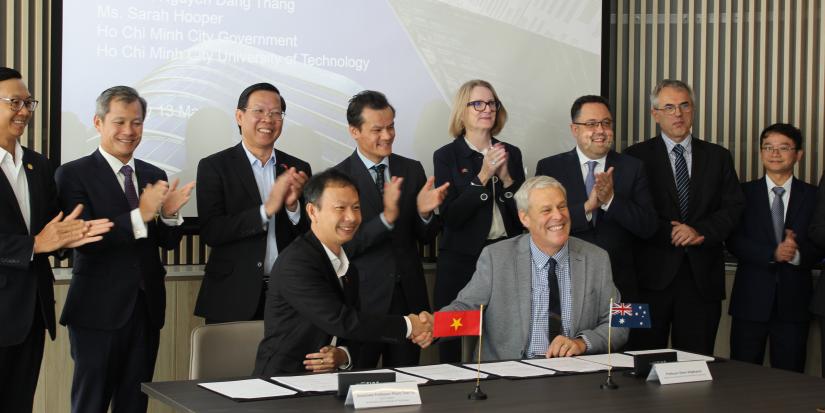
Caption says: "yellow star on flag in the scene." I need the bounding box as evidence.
[450,318,463,331]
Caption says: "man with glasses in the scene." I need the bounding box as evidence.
[625,79,744,355]
[195,83,311,323]
[0,67,110,412]
[726,123,820,372]
[536,95,656,304]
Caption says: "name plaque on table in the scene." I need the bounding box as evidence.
[646,360,713,385]
[344,381,421,409]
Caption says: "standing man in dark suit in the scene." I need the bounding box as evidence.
[195,83,310,324]
[624,79,744,355]
[56,86,194,413]
[0,67,111,413]
[808,172,825,377]
[535,95,656,302]
[334,91,447,368]
[727,123,820,373]
[254,169,432,376]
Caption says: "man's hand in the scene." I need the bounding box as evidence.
[161,178,195,217]
[304,345,348,373]
[34,204,90,253]
[382,176,403,224]
[264,172,293,217]
[583,181,601,214]
[416,176,449,217]
[64,218,114,248]
[670,221,705,246]
[545,336,587,358]
[284,169,309,212]
[139,181,170,222]
[594,167,615,205]
[775,229,798,262]
[407,311,433,348]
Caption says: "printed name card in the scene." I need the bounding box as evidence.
[646,360,713,385]
[344,381,422,409]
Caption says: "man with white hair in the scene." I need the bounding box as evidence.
[433,175,626,360]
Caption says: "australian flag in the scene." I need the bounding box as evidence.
[610,303,651,328]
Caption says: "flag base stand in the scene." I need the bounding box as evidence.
[599,375,619,390]
[468,384,487,400]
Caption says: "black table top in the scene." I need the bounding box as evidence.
[143,360,825,413]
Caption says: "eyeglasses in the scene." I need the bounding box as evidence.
[761,145,797,154]
[467,100,500,112]
[573,119,613,129]
[653,102,692,115]
[244,107,285,121]
[0,97,38,112]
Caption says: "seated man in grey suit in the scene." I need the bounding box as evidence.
[433,175,627,360]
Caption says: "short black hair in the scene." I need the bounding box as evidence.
[303,168,359,207]
[346,90,395,128]
[236,83,287,134]
[570,95,610,121]
[760,122,803,149]
[0,67,23,82]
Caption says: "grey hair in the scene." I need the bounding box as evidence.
[649,79,694,109]
[95,86,148,121]
[514,175,567,212]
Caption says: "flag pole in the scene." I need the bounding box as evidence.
[601,297,618,389]
[468,304,487,400]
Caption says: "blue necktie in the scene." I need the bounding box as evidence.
[672,144,690,220]
[585,160,598,224]
[771,186,786,244]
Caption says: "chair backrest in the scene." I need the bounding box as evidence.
[189,320,265,380]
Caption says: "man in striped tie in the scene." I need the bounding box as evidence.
[624,79,744,356]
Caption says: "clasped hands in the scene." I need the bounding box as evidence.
[774,229,798,262]
[584,166,615,214]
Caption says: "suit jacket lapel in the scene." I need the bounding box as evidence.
[749,178,775,243]
[568,241,586,335]
[92,150,131,211]
[563,150,588,202]
[785,177,807,230]
[0,159,27,232]
[22,150,43,233]
[653,136,681,210]
[231,143,263,204]
[348,152,383,215]
[687,138,707,220]
[306,231,347,297]
[515,235,533,351]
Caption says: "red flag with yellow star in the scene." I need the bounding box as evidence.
[433,310,481,337]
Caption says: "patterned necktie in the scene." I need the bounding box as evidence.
[585,160,598,225]
[771,186,786,244]
[547,258,562,343]
[120,165,139,209]
[672,144,690,220]
[372,164,386,196]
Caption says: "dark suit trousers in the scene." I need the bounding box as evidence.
[730,296,809,373]
[0,299,45,413]
[820,316,825,378]
[356,283,420,368]
[629,257,721,355]
[68,292,160,413]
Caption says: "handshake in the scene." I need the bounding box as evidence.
[405,311,435,348]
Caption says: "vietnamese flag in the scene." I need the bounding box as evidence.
[433,310,481,337]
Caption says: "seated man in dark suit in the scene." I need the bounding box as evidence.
[195,83,310,323]
[0,66,111,413]
[56,86,194,413]
[535,95,656,302]
[254,169,432,376]
[727,123,821,373]
[334,90,447,368]
[428,176,627,360]
[808,172,825,377]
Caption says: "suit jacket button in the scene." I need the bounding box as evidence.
[257,262,263,268]
[480,193,488,201]
[504,191,513,198]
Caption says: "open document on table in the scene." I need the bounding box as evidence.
[198,378,297,400]
[463,361,557,378]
